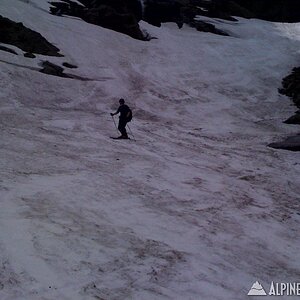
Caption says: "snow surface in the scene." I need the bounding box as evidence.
[1,1,300,299]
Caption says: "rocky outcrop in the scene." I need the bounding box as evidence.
[0,45,18,55]
[39,61,94,81]
[143,0,184,28]
[279,67,300,109]
[269,135,300,151]
[193,0,246,21]
[50,0,145,40]
[0,15,63,56]
[49,0,230,38]
[284,112,300,125]
[142,0,230,35]
[63,62,78,68]
[232,0,300,23]
[189,20,229,36]
[194,0,300,23]
[48,0,300,41]
[49,0,86,18]
[83,4,144,40]
[144,0,300,26]
[269,67,300,151]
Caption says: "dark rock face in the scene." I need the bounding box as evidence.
[0,15,63,56]
[189,20,229,36]
[141,0,230,35]
[274,68,300,152]
[143,0,184,28]
[269,135,300,151]
[0,45,18,55]
[49,0,86,18]
[284,112,300,125]
[279,67,300,109]
[195,0,300,23]
[233,0,300,23]
[48,0,300,41]
[83,4,144,40]
[50,0,145,40]
[194,0,245,20]
[142,0,300,29]
[49,0,230,38]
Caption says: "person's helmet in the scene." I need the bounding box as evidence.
[119,98,125,104]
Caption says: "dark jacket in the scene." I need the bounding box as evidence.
[117,104,131,120]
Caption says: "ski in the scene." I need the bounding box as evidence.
[110,136,131,140]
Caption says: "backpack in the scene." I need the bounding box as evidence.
[127,108,132,122]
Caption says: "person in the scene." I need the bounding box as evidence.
[110,98,132,139]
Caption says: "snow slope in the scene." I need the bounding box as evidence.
[1,1,300,299]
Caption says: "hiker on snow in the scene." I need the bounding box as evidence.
[110,98,132,139]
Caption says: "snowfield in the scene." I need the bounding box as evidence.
[1,0,300,299]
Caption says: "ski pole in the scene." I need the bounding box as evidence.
[127,124,136,141]
[111,115,119,134]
